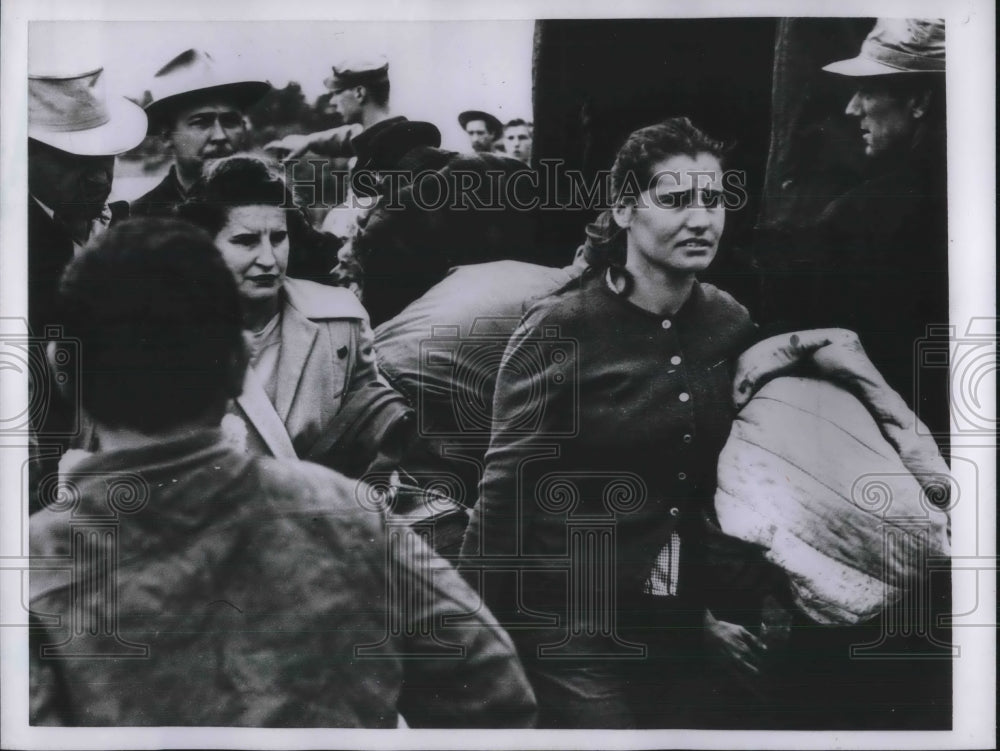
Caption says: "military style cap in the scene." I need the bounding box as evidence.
[324,54,390,91]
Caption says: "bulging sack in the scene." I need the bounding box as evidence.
[714,376,950,625]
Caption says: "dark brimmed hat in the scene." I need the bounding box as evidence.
[458,110,502,137]
[144,49,271,125]
[29,66,147,155]
[823,18,945,76]
[324,54,390,92]
[353,119,442,172]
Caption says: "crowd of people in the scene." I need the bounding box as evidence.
[25,18,952,730]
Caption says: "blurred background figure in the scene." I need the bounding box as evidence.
[458,109,502,153]
[500,118,533,163]
[264,55,440,172]
[132,49,271,217]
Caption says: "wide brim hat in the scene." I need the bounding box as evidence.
[458,110,503,136]
[145,49,270,124]
[823,18,946,76]
[28,67,148,156]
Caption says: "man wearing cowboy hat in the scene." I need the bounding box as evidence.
[458,110,502,154]
[132,49,270,218]
[28,64,148,335]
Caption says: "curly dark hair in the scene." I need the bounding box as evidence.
[56,218,246,432]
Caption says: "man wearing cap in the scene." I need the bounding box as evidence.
[752,18,952,730]
[458,110,502,154]
[132,49,270,218]
[758,18,949,442]
[264,56,440,174]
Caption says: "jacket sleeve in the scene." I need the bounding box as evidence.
[459,310,567,563]
[304,318,414,478]
[394,530,537,728]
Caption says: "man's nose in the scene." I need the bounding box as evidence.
[845,91,863,117]
[209,116,228,140]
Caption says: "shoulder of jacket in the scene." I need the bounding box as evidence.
[697,282,751,317]
[284,278,370,322]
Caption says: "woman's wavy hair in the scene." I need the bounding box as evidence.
[583,117,727,271]
[175,153,342,280]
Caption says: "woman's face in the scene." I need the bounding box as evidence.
[214,204,289,304]
[615,152,725,277]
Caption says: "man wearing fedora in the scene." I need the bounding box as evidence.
[458,110,502,154]
[132,49,270,218]
[28,65,148,336]
[27,61,148,515]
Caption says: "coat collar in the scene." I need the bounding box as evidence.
[236,364,297,458]
[273,296,319,422]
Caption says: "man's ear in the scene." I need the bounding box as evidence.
[354,85,368,105]
[612,203,633,230]
[910,89,933,120]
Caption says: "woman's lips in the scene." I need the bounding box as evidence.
[676,239,713,251]
[247,274,280,285]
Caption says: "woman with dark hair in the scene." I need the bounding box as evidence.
[177,155,408,476]
[459,118,762,727]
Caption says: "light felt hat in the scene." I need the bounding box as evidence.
[823,18,946,76]
[28,67,148,156]
[145,49,271,124]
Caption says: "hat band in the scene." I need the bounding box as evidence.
[861,39,946,72]
[33,108,110,132]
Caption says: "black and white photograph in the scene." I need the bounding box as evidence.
[0,0,994,748]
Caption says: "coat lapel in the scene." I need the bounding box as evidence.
[236,367,297,459]
[274,302,319,423]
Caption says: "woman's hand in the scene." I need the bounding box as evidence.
[733,328,885,409]
[704,609,767,677]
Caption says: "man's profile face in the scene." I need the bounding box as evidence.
[465,120,494,152]
[329,86,364,125]
[167,100,247,179]
[845,81,919,159]
[28,140,115,220]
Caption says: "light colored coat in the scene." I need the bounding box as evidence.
[231,277,381,460]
